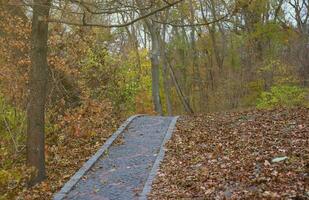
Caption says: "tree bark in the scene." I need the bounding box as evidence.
[161,22,172,115]
[189,0,203,110]
[136,0,163,115]
[149,28,163,115]
[27,0,50,186]
[166,58,194,114]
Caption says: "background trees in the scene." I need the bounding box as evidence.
[0,0,308,198]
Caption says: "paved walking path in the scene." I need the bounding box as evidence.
[54,116,178,200]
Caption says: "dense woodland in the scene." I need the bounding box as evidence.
[0,0,308,199]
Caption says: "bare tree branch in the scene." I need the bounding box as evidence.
[47,0,184,28]
[152,13,230,27]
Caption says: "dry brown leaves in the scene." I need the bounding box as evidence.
[150,107,309,200]
[16,100,121,200]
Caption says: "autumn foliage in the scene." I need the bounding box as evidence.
[0,0,309,199]
[0,7,122,200]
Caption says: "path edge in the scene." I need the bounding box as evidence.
[53,114,143,200]
[139,116,179,200]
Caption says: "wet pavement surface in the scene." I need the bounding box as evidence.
[64,116,173,200]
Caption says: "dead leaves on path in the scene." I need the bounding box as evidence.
[150,107,309,199]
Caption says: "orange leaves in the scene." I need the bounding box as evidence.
[0,9,31,108]
[57,98,115,138]
[15,98,119,199]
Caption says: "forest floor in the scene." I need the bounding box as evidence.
[149,107,309,199]
[17,116,121,200]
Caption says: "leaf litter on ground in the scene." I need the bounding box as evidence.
[149,107,309,200]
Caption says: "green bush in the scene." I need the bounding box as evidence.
[256,85,308,109]
[0,94,27,199]
[0,94,26,156]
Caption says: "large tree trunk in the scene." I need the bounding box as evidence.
[149,27,163,115]
[27,0,50,186]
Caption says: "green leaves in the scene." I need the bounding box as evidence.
[256,85,308,109]
[0,93,26,165]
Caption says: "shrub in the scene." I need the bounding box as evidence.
[0,94,26,158]
[0,94,28,199]
[256,85,308,109]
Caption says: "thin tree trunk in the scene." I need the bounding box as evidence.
[160,13,172,115]
[136,0,163,114]
[27,0,50,186]
[201,0,224,71]
[189,0,203,110]
[167,59,194,114]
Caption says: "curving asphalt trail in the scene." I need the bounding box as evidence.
[55,116,177,200]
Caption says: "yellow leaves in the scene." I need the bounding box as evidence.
[236,0,268,14]
[0,166,34,199]
[0,170,11,185]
